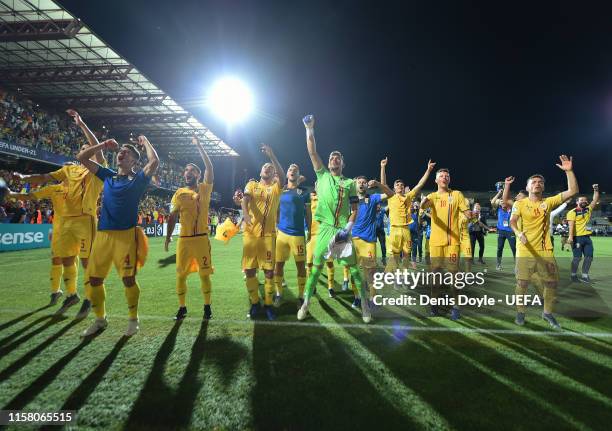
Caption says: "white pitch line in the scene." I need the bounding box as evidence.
[1,307,611,339]
[0,258,49,267]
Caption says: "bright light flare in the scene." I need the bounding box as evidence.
[208,77,254,123]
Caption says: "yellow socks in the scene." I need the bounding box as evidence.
[90,284,106,318]
[200,274,212,305]
[385,255,399,273]
[515,283,528,313]
[264,277,274,305]
[274,274,284,295]
[124,283,140,319]
[297,276,307,298]
[50,264,63,293]
[246,276,260,304]
[63,261,78,296]
[177,275,188,307]
[543,287,555,314]
[327,266,335,289]
[343,266,350,281]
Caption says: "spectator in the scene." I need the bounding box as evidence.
[10,201,26,223]
[469,202,491,264]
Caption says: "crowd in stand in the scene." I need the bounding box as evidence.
[0,89,185,190]
[0,91,87,157]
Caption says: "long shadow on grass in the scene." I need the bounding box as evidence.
[0,304,53,334]
[315,298,576,430]
[123,321,184,430]
[124,319,245,430]
[46,336,128,428]
[3,337,95,411]
[458,315,612,398]
[0,315,53,348]
[337,312,608,430]
[0,318,80,383]
[251,292,410,430]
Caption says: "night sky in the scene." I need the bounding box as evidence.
[57,0,611,200]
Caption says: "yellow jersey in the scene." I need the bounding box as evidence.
[426,190,468,246]
[387,190,416,226]
[244,180,282,237]
[309,193,320,236]
[512,193,563,255]
[566,206,592,237]
[171,182,213,237]
[50,164,103,217]
[31,184,67,218]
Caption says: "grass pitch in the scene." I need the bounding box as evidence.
[0,235,611,430]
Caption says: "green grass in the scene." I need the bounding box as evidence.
[1,235,612,430]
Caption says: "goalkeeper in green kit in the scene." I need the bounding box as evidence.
[297,115,372,323]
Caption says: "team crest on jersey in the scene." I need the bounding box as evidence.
[540,203,547,209]
[296,188,303,195]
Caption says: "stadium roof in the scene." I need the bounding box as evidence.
[0,0,238,158]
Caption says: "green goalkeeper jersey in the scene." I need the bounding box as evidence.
[314,167,358,228]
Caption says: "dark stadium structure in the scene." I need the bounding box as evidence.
[0,0,238,161]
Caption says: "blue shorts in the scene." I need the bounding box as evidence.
[572,236,594,258]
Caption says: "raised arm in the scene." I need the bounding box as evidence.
[261,144,285,185]
[67,109,106,166]
[77,140,118,174]
[380,157,388,186]
[138,135,159,178]
[420,195,431,209]
[303,115,324,172]
[556,155,578,201]
[9,191,34,200]
[193,136,213,184]
[501,176,514,210]
[490,189,502,209]
[12,172,54,185]
[590,184,600,210]
[368,179,394,199]
[410,160,436,196]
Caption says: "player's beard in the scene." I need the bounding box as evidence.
[580,202,588,208]
[185,176,197,187]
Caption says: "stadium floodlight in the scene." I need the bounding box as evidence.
[207,77,254,123]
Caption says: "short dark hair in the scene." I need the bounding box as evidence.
[528,174,545,182]
[122,144,140,161]
[355,175,367,181]
[394,179,404,185]
[185,163,201,175]
[517,189,528,196]
[436,168,450,175]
